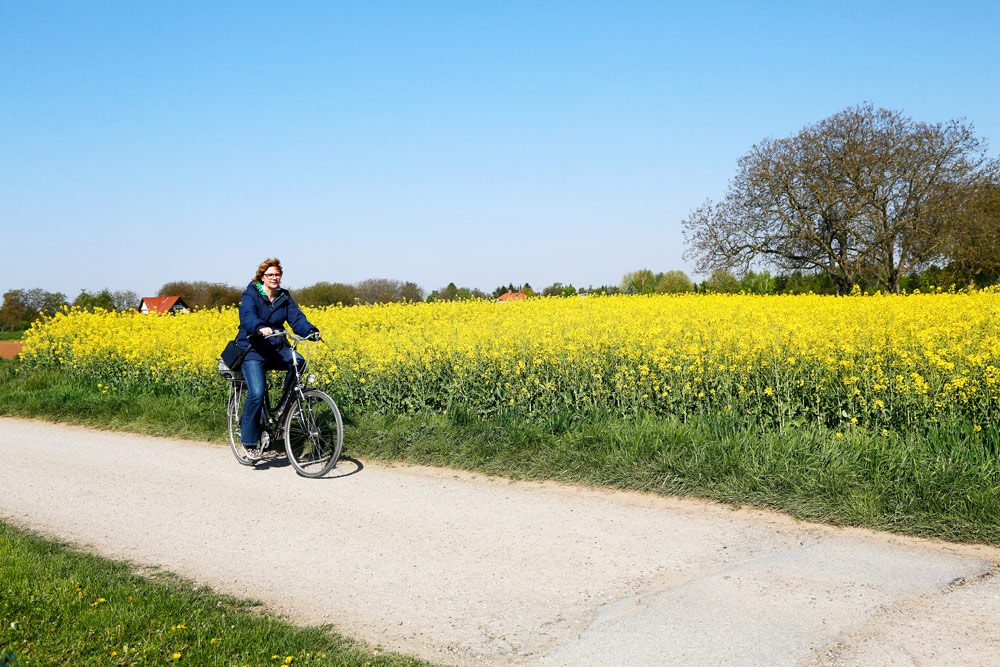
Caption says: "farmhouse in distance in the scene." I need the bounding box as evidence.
[138,296,189,315]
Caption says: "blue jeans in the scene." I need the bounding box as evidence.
[240,347,305,446]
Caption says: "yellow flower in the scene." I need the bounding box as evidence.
[21,290,998,436]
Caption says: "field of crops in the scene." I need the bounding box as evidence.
[20,291,1000,437]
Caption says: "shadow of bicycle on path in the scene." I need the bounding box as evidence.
[248,454,363,479]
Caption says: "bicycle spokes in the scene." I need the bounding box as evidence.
[284,391,343,477]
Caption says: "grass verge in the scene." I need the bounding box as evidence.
[0,521,432,667]
[0,330,24,341]
[0,360,225,443]
[1,360,998,545]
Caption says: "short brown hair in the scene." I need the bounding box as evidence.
[254,258,282,283]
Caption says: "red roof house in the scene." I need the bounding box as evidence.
[138,296,189,314]
[495,291,527,302]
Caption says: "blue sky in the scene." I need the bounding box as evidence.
[3,1,998,298]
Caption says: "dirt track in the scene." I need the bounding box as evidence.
[2,417,999,666]
[0,341,22,359]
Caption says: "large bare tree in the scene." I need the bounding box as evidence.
[941,182,1000,286]
[683,104,997,294]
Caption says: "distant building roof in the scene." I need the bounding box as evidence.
[495,291,527,302]
[139,296,189,314]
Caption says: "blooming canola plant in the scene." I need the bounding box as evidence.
[20,291,1000,435]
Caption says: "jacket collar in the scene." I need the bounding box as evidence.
[249,282,288,306]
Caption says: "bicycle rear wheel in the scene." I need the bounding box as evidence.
[283,389,343,478]
[227,381,260,465]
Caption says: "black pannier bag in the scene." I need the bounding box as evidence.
[219,339,248,373]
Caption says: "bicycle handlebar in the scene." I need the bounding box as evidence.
[262,330,322,343]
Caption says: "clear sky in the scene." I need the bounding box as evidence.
[3,1,998,298]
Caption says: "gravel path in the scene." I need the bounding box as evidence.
[2,417,999,665]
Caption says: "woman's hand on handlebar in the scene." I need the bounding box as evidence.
[258,326,275,337]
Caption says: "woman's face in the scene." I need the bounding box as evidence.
[262,267,282,288]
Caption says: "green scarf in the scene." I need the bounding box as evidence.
[255,282,268,298]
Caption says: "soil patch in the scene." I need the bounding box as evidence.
[0,341,23,359]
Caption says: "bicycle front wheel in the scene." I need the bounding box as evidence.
[284,389,344,478]
[227,381,259,465]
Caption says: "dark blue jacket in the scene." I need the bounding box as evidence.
[236,282,317,363]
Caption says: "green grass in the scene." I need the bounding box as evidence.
[0,521,432,667]
[1,361,998,546]
[0,360,226,443]
[0,330,25,341]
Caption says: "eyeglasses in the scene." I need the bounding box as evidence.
[263,273,282,279]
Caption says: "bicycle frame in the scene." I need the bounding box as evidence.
[254,331,314,444]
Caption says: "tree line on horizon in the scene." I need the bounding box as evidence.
[3,258,993,332]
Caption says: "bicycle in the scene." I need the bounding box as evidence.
[218,331,344,478]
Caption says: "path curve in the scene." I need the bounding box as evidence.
[1,417,999,666]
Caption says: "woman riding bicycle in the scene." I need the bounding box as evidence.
[237,258,320,458]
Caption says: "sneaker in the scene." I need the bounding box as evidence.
[243,445,262,459]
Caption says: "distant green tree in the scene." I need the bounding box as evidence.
[541,282,564,297]
[400,282,425,302]
[701,269,741,294]
[355,278,405,304]
[0,290,31,330]
[620,269,656,295]
[23,288,68,316]
[428,282,485,301]
[539,283,578,297]
[655,271,694,294]
[203,283,242,309]
[73,289,116,311]
[112,290,140,311]
[293,282,357,307]
[437,283,459,301]
[739,270,775,295]
[773,271,836,295]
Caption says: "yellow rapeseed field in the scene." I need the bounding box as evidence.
[20,291,1000,432]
